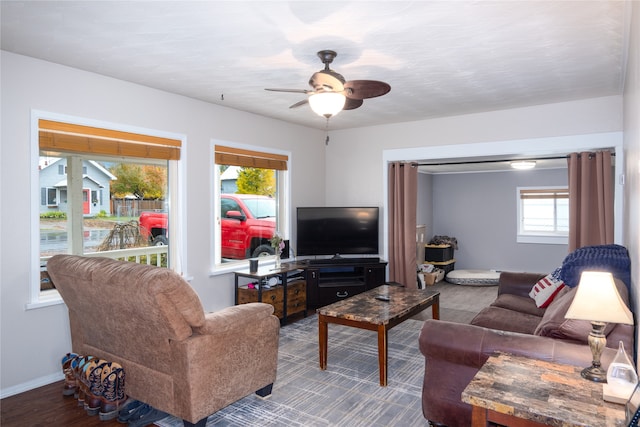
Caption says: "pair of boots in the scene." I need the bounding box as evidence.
[61,352,129,421]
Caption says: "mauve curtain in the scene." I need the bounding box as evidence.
[388,162,418,288]
[567,151,614,251]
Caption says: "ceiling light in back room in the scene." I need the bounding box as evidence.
[510,161,536,170]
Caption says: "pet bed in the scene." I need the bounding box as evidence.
[446,269,500,286]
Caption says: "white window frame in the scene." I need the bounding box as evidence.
[44,187,58,206]
[210,140,291,275]
[516,186,568,245]
[29,110,187,309]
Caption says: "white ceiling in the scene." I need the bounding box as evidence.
[1,1,630,135]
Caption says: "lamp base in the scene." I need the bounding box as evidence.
[580,365,607,383]
[580,321,608,383]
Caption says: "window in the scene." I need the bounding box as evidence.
[517,187,568,244]
[32,113,185,308]
[212,144,289,271]
[220,197,240,217]
[42,187,58,206]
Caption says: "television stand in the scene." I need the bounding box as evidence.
[303,259,387,308]
[307,257,380,265]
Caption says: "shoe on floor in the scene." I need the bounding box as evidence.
[127,404,169,427]
[116,400,145,424]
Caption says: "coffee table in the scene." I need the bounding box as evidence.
[317,284,440,386]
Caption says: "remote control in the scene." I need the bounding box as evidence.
[375,295,390,302]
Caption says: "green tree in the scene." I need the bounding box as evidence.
[110,163,167,199]
[235,167,275,196]
[142,165,167,199]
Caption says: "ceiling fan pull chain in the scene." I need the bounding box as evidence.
[325,118,330,145]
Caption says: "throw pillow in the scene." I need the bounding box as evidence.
[529,268,566,308]
[533,279,627,343]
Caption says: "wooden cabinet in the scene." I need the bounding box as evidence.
[234,265,306,324]
[237,280,306,319]
[285,281,306,316]
[238,284,283,317]
[304,260,387,309]
[235,260,387,316]
[365,264,386,287]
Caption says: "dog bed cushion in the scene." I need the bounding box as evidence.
[446,269,500,286]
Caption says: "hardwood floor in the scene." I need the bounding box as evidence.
[1,381,126,427]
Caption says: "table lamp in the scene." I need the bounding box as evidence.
[564,271,634,382]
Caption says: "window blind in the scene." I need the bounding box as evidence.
[519,188,568,200]
[215,145,288,170]
[39,119,181,160]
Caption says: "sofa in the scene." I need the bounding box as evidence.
[419,270,634,427]
[47,255,280,426]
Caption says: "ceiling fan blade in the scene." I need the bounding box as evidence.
[343,98,364,110]
[265,88,311,94]
[267,50,389,116]
[344,80,391,100]
[309,71,344,92]
[289,99,309,109]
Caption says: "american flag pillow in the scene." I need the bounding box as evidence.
[529,268,566,308]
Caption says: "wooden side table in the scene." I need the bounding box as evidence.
[461,353,626,427]
[234,263,306,324]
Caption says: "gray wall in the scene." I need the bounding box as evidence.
[416,172,433,240]
[428,168,569,273]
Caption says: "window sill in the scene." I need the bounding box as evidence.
[209,258,278,277]
[517,235,568,245]
[210,262,249,277]
[26,291,64,310]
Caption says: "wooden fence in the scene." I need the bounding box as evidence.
[110,199,164,218]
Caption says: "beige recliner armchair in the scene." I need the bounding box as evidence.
[47,254,280,426]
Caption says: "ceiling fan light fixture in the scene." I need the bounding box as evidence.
[308,92,346,118]
[510,160,536,170]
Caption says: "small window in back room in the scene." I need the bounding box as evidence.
[517,187,568,245]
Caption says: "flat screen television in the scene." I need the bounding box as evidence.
[296,207,379,257]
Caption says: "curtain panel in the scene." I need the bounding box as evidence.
[387,162,418,288]
[567,151,614,251]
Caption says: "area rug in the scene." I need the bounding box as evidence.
[156,314,427,426]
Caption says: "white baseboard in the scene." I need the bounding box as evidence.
[1,372,63,399]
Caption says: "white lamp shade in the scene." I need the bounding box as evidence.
[565,271,633,325]
[308,92,346,118]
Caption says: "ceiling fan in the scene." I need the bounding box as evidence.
[265,50,391,118]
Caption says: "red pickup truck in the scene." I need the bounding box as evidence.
[139,194,277,259]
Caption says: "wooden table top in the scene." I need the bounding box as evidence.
[461,353,627,427]
[316,284,439,325]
